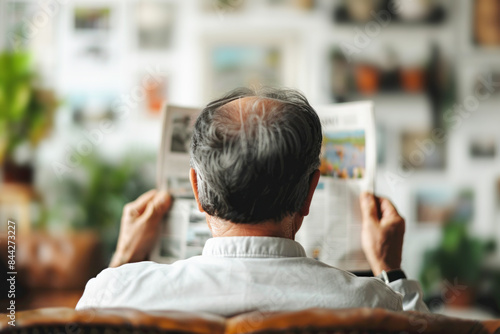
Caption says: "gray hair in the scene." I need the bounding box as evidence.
[190,87,322,223]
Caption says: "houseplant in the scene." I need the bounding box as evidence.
[420,221,496,307]
[0,51,58,183]
[44,150,156,260]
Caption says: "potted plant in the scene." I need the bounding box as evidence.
[44,151,155,259]
[420,221,496,308]
[0,51,58,183]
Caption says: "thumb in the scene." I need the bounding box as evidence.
[360,192,378,225]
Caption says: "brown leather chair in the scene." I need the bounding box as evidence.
[0,232,103,290]
[1,307,499,334]
[0,232,103,311]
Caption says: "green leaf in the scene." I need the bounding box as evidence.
[10,82,31,120]
[442,224,464,253]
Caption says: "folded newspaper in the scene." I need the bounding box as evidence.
[151,101,375,271]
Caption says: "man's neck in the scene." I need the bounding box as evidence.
[207,215,300,240]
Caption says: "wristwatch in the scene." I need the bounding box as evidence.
[377,269,407,284]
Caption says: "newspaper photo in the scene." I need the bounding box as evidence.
[152,101,376,272]
[295,101,375,271]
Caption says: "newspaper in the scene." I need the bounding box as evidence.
[151,105,209,263]
[295,101,375,271]
[152,101,375,271]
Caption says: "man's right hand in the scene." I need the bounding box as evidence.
[109,190,172,268]
[359,192,405,276]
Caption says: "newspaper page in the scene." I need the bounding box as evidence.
[151,105,211,263]
[152,101,376,272]
[295,101,375,271]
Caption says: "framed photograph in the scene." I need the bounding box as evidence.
[68,92,115,125]
[74,7,111,30]
[136,0,176,50]
[473,0,500,48]
[469,135,497,159]
[457,64,500,102]
[202,33,298,100]
[71,5,116,66]
[414,186,474,225]
[458,0,500,58]
[400,131,446,171]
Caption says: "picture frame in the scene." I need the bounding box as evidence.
[202,32,298,101]
[472,0,500,48]
[68,2,120,68]
[135,0,176,50]
[458,0,500,58]
[412,185,475,226]
[469,135,497,159]
[456,62,500,102]
[400,130,446,171]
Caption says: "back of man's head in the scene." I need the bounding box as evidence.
[190,87,322,224]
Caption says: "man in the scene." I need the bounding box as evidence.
[76,88,429,314]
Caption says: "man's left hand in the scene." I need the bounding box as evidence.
[109,190,172,268]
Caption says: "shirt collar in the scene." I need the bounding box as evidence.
[202,236,307,258]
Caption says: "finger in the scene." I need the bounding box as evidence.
[360,192,378,225]
[127,190,157,217]
[379,197,400,220]
[154,191,172,216]
[144,191,172,220]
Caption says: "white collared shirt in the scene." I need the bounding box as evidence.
[76,237,429,315]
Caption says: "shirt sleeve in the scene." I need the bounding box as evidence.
[388,279,430,312]
[75,268,115,310]
[75,277,97,310]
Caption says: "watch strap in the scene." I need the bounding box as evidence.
[377,269,407,284]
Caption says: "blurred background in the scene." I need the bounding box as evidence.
[0,0,499,319]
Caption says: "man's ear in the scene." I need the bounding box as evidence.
[189,168,205,213]
[299,169,320,217]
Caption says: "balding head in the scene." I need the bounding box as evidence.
[190,87,322,223]
[222,96,283,119]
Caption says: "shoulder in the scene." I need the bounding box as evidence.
[355,276,404,310]
[310,260,403,310]
[76,261,166,310]
[97,261,163,282]
[78,258,200,294]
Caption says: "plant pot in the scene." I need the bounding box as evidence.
[446,286,476,308]
[355,65,379,95]
[400,67,425,92]
[2,159,34,184]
